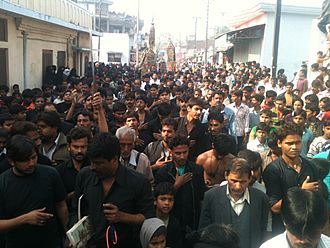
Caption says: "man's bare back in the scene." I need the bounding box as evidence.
[196,150,235,187]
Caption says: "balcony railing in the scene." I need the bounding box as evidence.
[3,0,93,30]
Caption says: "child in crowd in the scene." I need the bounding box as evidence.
[140,218,167,248]
[154,182,183,248]
[307,120,330,158]
[305,103,323,137]
[249,109,276,142]
[291,109,314,157]
[247,122,270,154]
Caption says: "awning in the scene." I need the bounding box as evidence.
[227,24,265,43]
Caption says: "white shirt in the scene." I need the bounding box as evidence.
[318,90,330,99]
[150,79,160,85]
[42,133,60,160]
[247,138,270,154]
[228,102,250,136]
[0,148,6,157]
[226,185,250,216]
[260,231,330,248]
[119,149,154,183]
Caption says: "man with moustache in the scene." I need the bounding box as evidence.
[199,158,269,248]
[37,111,70,166]
[73,133,154,247]
[56,127,91,208]
[144,118,178,172]
[263,122,321,235]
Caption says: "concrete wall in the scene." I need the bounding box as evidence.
[0,13,91,89]
[233,39,262,63]
[248,38,262,62]
[233,41,249,62]
[261,11,316,81]
[92,33,130,64]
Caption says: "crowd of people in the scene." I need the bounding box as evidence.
[0,60,329,248]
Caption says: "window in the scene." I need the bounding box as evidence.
[57,51,66,67]
[0,18,8,42]
[0,48,8,85]
[107,52,122,63]
[42,50,53,83]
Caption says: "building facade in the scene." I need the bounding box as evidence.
[215,2,321,79]
[77,0,143,64]
[0,0,94,89]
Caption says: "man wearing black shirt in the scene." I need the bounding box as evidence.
[176,98,205,161]
[0,135,68,248]
[263,123,320,235]
[73,133,155,248]
[56,127,90,208]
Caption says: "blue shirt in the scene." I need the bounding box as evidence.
[202,107,236,136]
[300,128,314,158]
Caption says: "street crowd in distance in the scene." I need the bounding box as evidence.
[0,60,329,248]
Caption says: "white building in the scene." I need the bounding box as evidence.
[0,0,94,89]
[215,1,321,79]
[92,33,130,64]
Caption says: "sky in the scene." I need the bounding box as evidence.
[110,0,323,41]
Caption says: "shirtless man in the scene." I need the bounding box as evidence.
[196,134,235,187]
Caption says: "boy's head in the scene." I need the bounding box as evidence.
[140,218,167,248]
[259,109,272,124]
[187,98,204,120]
[322,120,330,140]
[0,113,15,133]
[265,90,277,103]
[305,94,319,106]
[112,101,127,123]
[258,85,266,95]
[275,96,286,111]
[285,82,294,93]
[125,111,140,130]
[154,182,175,215]
[251,94,264,108]
[305,103,319,120]
[255,122,270,143]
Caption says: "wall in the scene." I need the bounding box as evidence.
[248,38,262,61]
[233,41,249,62]
[0,13,23,87]
[92,33,130,64]
[0,13,91,89]
[261,11,316,80]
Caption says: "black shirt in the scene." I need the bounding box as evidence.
[262,156,319,234]
[146,117,162,141]
[0,165,66,248]
[56,158,89,194]
[155,161,206,231]
[73,164,155,248]
[55,102,71,114]
[176,117,206,161]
